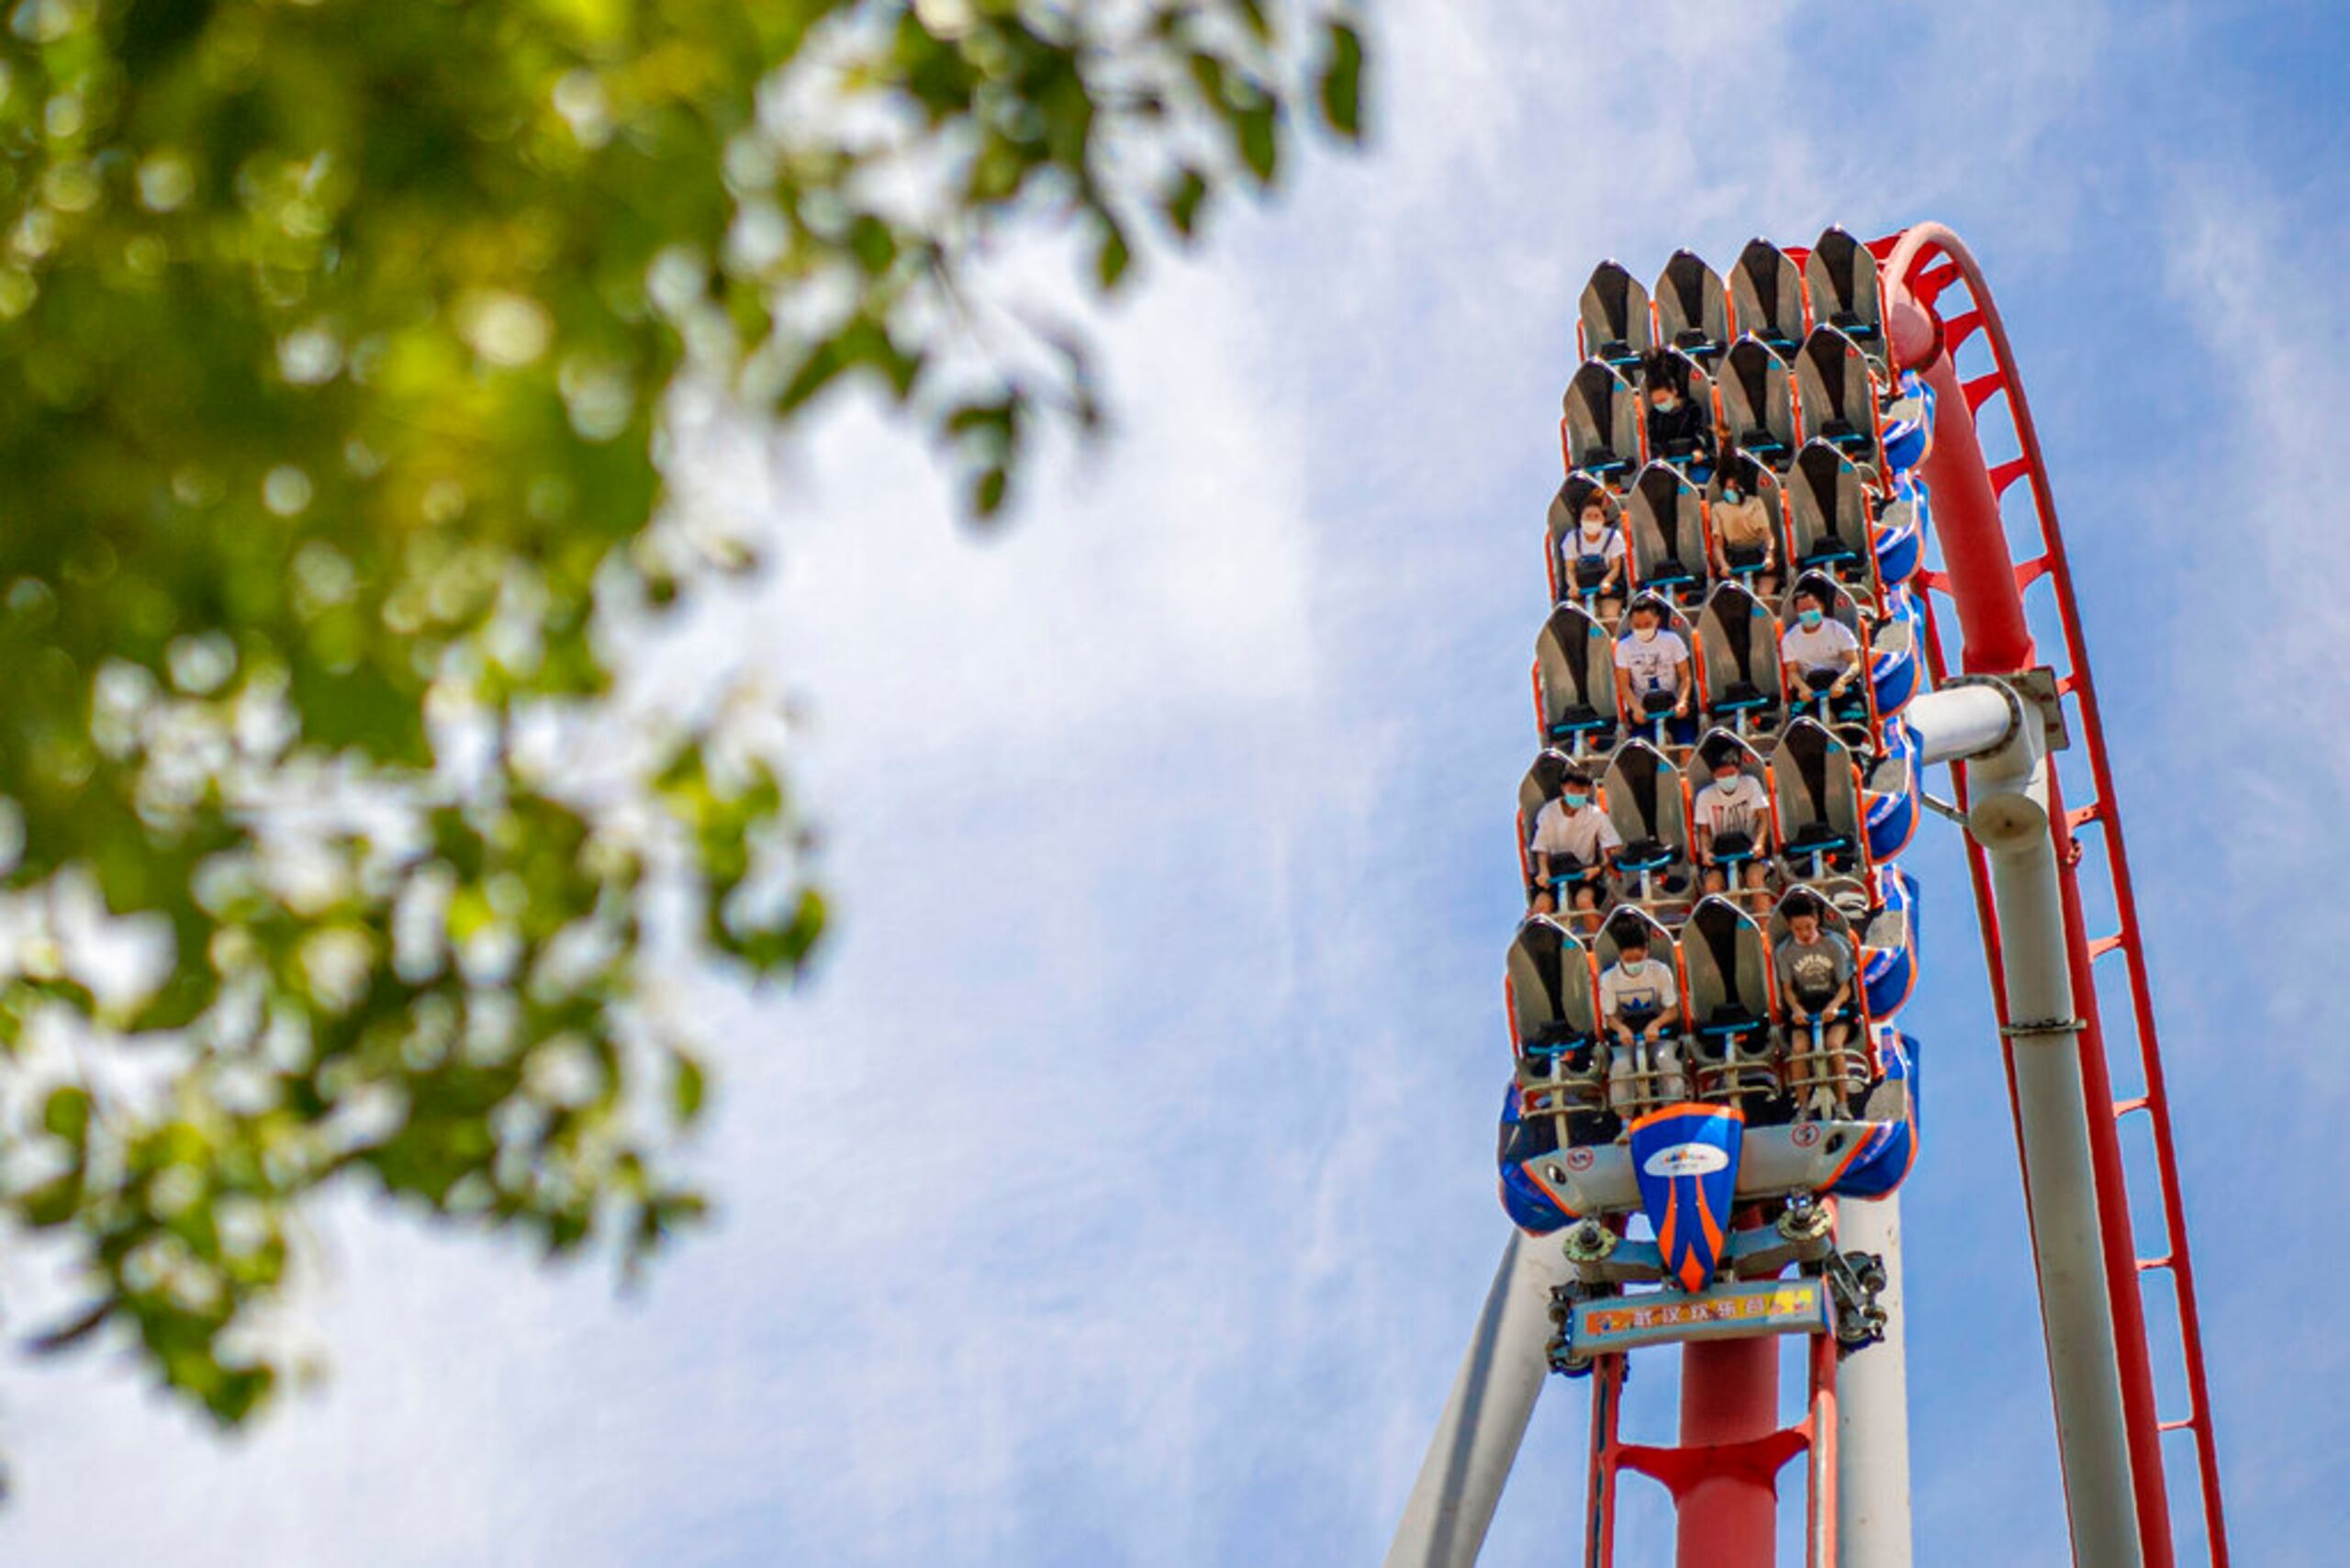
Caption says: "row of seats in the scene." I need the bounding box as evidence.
[1548,447,1916,615]
[1516,721,1913,921]
[1535,577,1922,758]
[1564,327,1911,485]
[1578,229,1888,381]
[1509,899,1880,1130]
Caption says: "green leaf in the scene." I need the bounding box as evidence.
[41,1084,90,1144]
[1095,218,1133,291]
[1162,167,1210,239]
[1318,20,1366,139]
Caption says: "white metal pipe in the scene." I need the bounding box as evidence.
[1836,1194,1914,1568]
[1384,1229,1574,1568]
[1965,712,2144,1568]
[1901,679,2020,769]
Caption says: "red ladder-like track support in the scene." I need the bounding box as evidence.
[1887,221,2229,1567]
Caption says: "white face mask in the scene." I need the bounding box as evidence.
[1582,517,1605,535]
[1633,622,1657,641]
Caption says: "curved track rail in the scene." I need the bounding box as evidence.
[1885,221,2229,1568]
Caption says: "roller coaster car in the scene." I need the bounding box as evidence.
[1654,249,1730,367]
[1626,461,1710,609]
[1562,359,1643,486]
[1855,867,1922,1023]
[1546,474,1626,611]
[1535,602,1620,758]
[1577,260,1655,380]
[1802,226,1888,374]
[1786,441,1882,603]
[1862,722,1920,864]
[1720,335,1798,473]
[1872,469,1929,590]
[1880,370,1936,476]
[1771,718,1867,885]
[1683,894,1785,1115]
[1795,325,1885,475]
[1508,916,1615,1146]
[1868,586,1927,719]
[1729,237,1807,359]
[1695,582,1785,742]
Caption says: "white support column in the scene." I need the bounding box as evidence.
[1383,1229,1574,1568]
[1964,688,2145,1568]
[1836,1193,1913,1568]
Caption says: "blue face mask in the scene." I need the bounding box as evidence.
[1799,608,1825,629]
[1562,792,1589,810]
[1722,487,1741,503]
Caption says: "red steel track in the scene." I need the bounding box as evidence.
[1886,220,2229,1567]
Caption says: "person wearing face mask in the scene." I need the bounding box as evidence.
[1613,593,1694,741]
[1600,922,1685,1118]
[1563,491,1626,621]
[1692,743,1773,906]
[1529,762,1622,922]
[1779,579,1865,718]
[1708,451,1779,600]
[1641,349,1716,477]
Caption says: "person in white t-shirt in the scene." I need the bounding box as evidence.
[1614,594,1692,735]
[1599,924,1685,1116]
[1562,490,1626,621]
[1779,579,1864,715]
[1528,763,1623,920]
[1691,745,1772,903]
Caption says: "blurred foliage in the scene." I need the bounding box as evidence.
[0,0,1364,1432]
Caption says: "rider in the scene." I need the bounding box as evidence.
[1692,742,1772,905]
[1708,449,1780,600]
[1779,578,1865,719]
[1642,349,1716,476]
[1529,762,1622,922]
[1774,890,1857,1119]
[1614,592,1693,740]
[1564,489,1626,622]
[1601,921,1685,1117]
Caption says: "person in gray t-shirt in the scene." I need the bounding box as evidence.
[1774,892,1856,1119]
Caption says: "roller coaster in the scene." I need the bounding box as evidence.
[1383,225,2228,1568]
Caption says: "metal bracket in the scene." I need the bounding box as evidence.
[1822,1248,1890,1351]
[2002,665,2072,753]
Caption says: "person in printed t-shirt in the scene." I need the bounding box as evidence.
[1600,921,1685,1122]
[1614,593,1693,740]
[1692,742,1772,908]
[1528,761,1622,923]
[1779,578,1866,719]
[1774,890,1858,1120]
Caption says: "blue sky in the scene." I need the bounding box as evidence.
[6,1,2346,1563]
